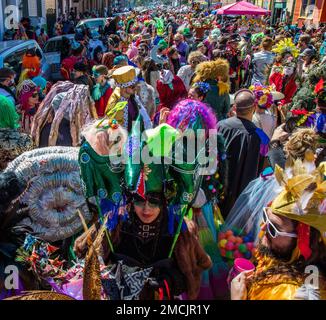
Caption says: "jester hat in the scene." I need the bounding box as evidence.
[166,99,218,206]
[79,120,126,202]
[125,120,180,198]
[79,118,128,231]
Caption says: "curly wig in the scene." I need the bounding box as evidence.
[192,58,230,83]
[22,53,41,78]
[167,99,217,136]
[284,128,318,160]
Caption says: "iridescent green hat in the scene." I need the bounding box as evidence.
[125,122,180,198]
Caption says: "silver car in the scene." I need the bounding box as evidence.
[76,18,107,32]
[0,40,51,81]
[43,34,75,81]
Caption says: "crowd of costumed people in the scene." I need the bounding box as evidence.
[0,4,325,300]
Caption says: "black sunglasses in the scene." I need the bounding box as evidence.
[133,194,162,208]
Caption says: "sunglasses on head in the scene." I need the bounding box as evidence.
[262,207,297,239]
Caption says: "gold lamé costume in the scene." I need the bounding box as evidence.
[246,160,326,300]
[247,250,326,300]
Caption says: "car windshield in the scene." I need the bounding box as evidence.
[44,40,59,53]
[85,20,104,29]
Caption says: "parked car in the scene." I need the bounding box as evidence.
[76,18,107,32]
[0,40,51,81]
[43,34,75,81]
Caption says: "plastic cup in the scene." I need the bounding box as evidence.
[234,258,255,273]
[227,258,255,288]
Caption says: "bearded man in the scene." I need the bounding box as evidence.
[231,161,326,300]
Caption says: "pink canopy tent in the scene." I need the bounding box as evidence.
[216,1,270,16]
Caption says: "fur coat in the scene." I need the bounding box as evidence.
[74,217,212,300]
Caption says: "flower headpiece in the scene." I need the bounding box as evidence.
[192,81,211,95]
[249,83,274,109]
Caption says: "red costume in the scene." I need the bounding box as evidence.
[269,72,298,106]
[156,75,187,111]
[95,87,113,118]
[61,56,87,80]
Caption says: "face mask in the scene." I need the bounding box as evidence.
[283,67,294,76]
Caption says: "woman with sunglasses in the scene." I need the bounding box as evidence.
[16,79,40,134]
[230,160,326,300]
[74,124,212,300]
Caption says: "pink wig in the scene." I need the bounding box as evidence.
[17,80,38,111]
[167,99,217,135]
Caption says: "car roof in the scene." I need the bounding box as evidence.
[47,34,75,41]
[0,40,37,54]
[77,18,106,24]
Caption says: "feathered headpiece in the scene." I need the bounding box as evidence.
[272,38,300,58]
[154,17,164,36]
[167,99,217,135]
[31,81,95,147]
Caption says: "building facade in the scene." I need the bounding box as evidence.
[1,0,46,40]
[292,0,326,26]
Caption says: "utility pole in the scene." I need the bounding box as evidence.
[108,0,112,16]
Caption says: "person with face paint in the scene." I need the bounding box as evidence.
[73,122,212,300]
[269,61,298,107]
